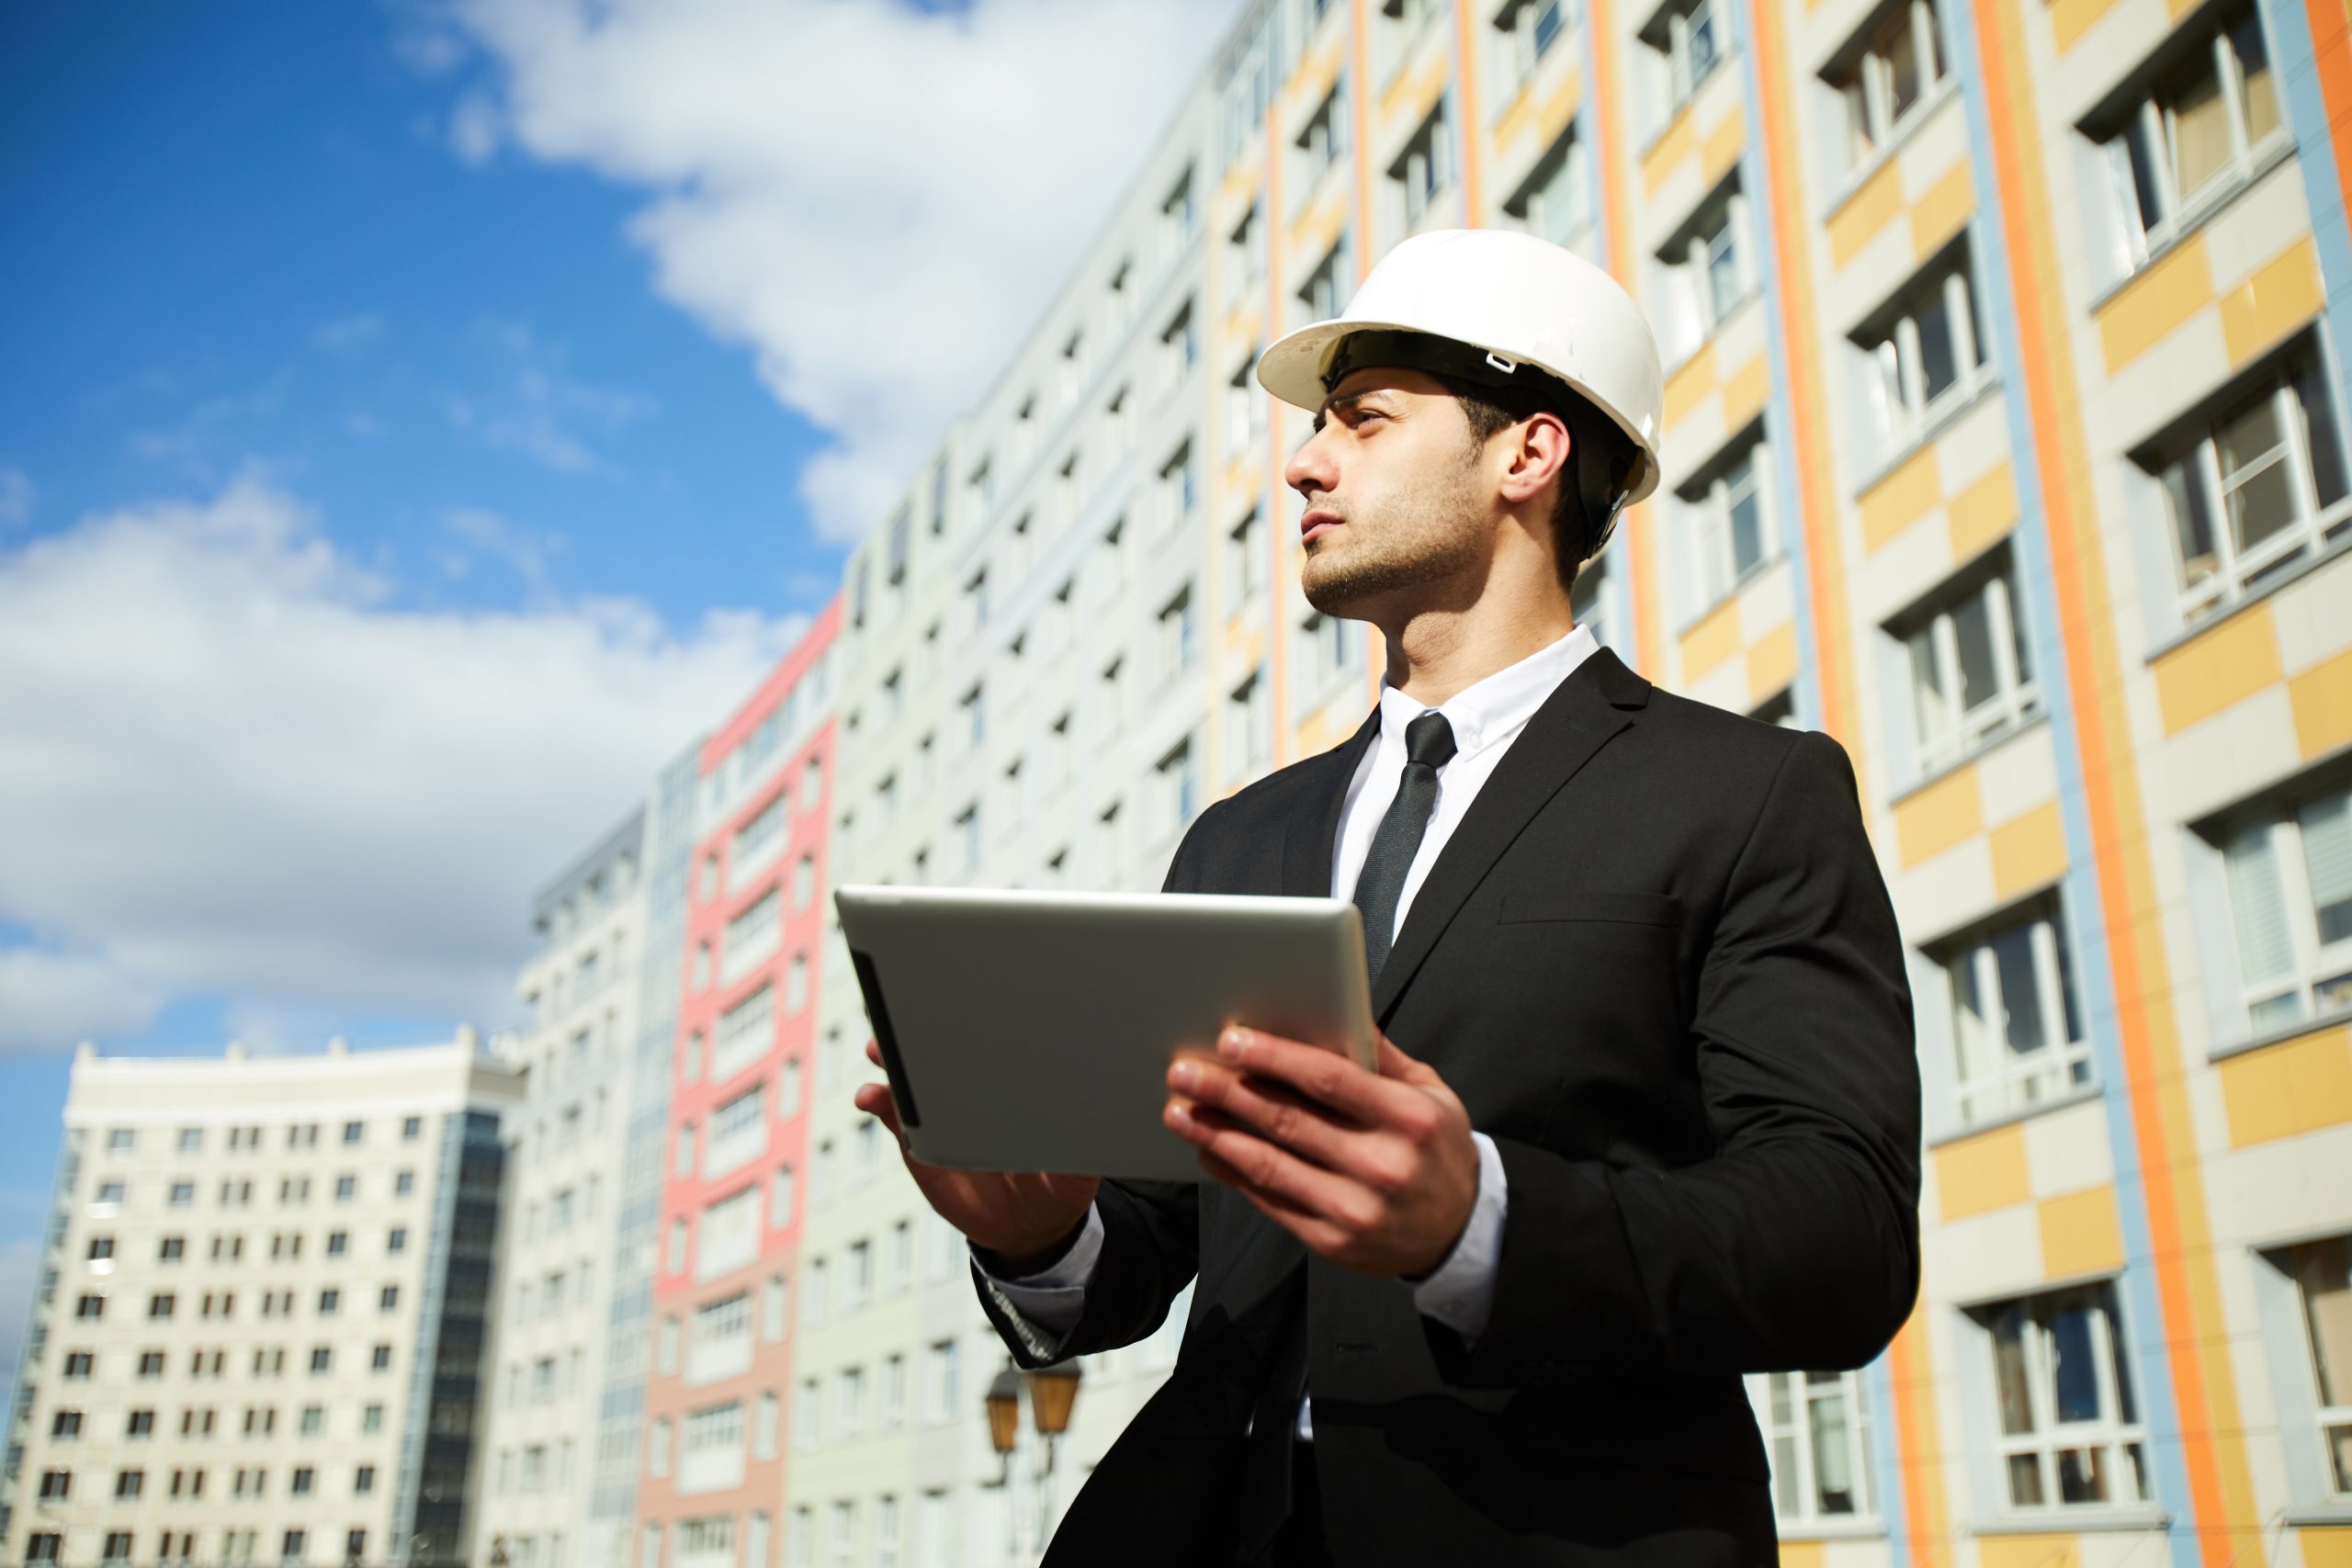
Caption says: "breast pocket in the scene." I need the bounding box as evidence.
[1497,890,1681,927]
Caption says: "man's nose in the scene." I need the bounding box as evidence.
[1285,424,1338,501]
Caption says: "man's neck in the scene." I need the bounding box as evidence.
[1378,590,1577,707]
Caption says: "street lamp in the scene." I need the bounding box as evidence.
[982,1358,1084,1555]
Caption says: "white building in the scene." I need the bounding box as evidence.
[472,813,650,1568]
[0,1037,524,1568]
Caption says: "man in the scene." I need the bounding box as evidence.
[854,229,1919,1564]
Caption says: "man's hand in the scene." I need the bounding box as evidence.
[854,1041,1099,1272]
[1165,1026,1477,1278]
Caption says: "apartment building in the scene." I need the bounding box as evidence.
[637,608,841,1568]
[0,1038,523,1568]
[473,814,651,1568]
[774,0,2352,1562]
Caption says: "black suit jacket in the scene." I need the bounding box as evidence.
[976,648,1920,1566]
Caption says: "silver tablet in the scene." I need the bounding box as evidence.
[834,886,1376,1182]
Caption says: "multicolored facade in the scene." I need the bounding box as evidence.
[483,0,2352,1562]
[636,607,840,1568]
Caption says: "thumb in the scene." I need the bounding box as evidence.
[1375,1032,1425,1080]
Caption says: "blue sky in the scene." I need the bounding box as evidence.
[0,0,1240,1421]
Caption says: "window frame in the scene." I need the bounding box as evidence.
[1976,1281,2152,1517]
[1939,897,2091,1128]
[1901,546,2039,776]
[2218,777,2352,1037]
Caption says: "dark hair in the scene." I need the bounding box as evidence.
[1429,371,1636,596]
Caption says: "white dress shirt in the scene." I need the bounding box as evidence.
[976,624,1603,1439]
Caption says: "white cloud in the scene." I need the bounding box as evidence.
[0,475,802,1055]
[440,505,565,601]
[0,947,164,1055]
[446,318,653,472]
[311,311,387,354]
[0,466,30,529]
[434,0,1243,542]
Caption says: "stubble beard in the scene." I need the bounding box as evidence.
[1299,448,1487,618]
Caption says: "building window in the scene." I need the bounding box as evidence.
[2095,6,2284,276]
[1975,1281,2149,1512]
[1940,897,2088,1126]
[1158,586,1198,680]
[2218,776,2352,1035]
[1898,544,2038,774]
[1644,0,1725,121]
[1226,352,1267,453]
[1388,101,1453,231]
[1854,243,1987,457]
[1299,236,1350,325]
[2273,1234,2352,1496]
[1657,175,1753,360]
[1227,667,1272,773]
[1296,78,1347,187]
[1749,1371,1873,1521]
[2146,337,2348,628]
[1504,128,1592,253]
[1828,0,1947,171]
[1675,426,1774,620]
[1157,739,1201,840]
[1160,300,1198,389]
[1496,0,1569,88]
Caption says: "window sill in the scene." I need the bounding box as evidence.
[2086,138,2297,318]
[1776,1517,1886,1541]
[1661,286,1765,383]
[1963,1508,2167,1537]
[2143,529,2352,665]
[2284,1502,2352,1527]
[1851,369,2004,500]
[1887,709,2050,813]
[1636,53,1734,164]
[1925,1079,2103,1151]
[1672,549,1784,639]
[1821,78,1961,224]
[2209,1009,2352,1066]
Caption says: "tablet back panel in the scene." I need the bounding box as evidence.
[834,887,1374,1182]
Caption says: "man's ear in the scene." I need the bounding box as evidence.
[1497,412,1572,505]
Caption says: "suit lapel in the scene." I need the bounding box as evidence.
[1281,705,1381,897]
[1368,647,1650,1022]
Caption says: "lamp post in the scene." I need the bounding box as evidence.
[982,1358,1084,1558]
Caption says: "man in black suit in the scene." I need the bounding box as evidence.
[854,230,1918,1564]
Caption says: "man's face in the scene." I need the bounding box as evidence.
[1285,367,1494,619]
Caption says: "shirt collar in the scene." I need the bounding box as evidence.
[1375,623,1600,761]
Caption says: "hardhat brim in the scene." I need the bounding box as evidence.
[1257,317,1660,506]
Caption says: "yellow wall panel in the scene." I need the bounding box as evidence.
[1640,105,1698,196]
[2097,232,2213,373]
[1679,596,1742,680]
[2301,1526,2352,1568]
[2152,602,2282,734]
[2039,1186,2125,1279]
[1747,621,1798,707]
[1991,801,2067,900]
[1777,1545,1826,1568]
[1700,111,1743,186]
[1379,49,1448,131]
[2290,647,2352,758]
[1860,444,1943,552]
[2220,237,2325,367]
[1937,1122,2030,1221]
[2220,1024,2352,1147]
[1947,462,2020,562]
[2050,0,2128,50]
[1980,1537,2083,1568]
[1721,354,1770,431]
[1828,157,1905,268]
[1661,339,1720,428]
[1896,760,1984,866]
[1908,160,1974,262]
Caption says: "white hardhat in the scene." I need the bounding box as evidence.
[1258,229,1666,540]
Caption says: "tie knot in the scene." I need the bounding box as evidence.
[1403,710,1457,771]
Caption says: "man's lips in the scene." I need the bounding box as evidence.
[1301,509,1341,543]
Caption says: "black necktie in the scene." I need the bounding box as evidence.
[1351,711,1457,983]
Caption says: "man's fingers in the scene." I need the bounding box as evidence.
[1215,1028,1421,1125]
[1170,1060,1360,1170]
[1171,1105,1382,1235]
[854,1081,905,1142]
[864,1038,884,1067]
[1374,1032,1429,1082]
[1197,1149,1356,1258]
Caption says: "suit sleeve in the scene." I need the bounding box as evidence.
[1432,729,1921,1384]
[972,806,1220,1368]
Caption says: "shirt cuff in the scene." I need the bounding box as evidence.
[969,1203,1103,1342]
[1408,1132,1507,1345]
